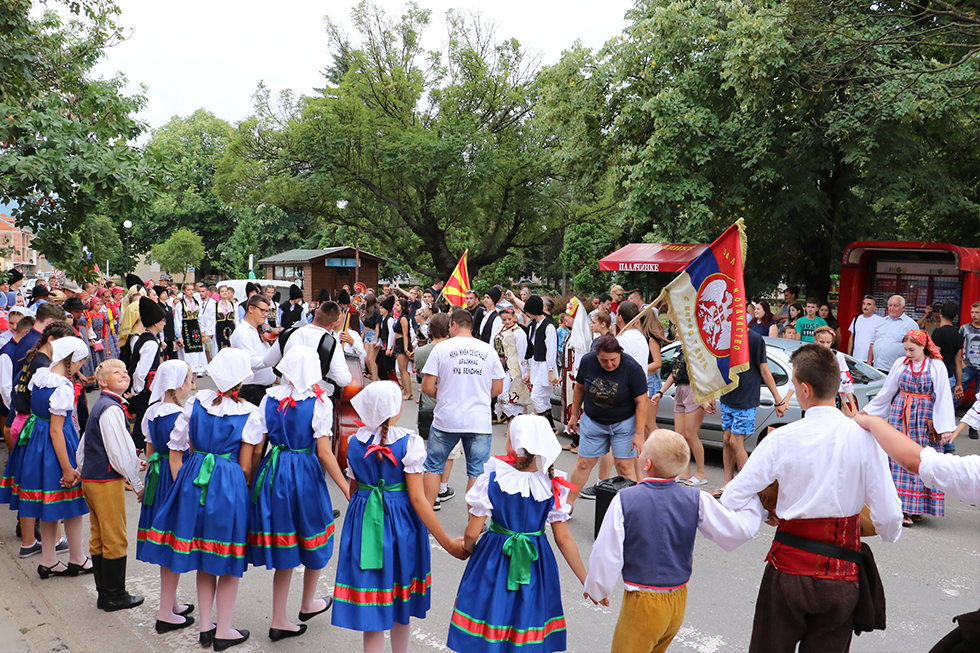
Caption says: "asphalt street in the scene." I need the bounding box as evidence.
[0,377,976,653]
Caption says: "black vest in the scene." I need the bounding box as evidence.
[524,318,555,362]
[80,392,127,481]
[127,332,161,393]
[13,353,50,415]
[280,301,304,329]
[480,311,498,344]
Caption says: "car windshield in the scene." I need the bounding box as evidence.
[843,356,885,385]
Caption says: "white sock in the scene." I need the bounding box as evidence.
[440,483,448,493]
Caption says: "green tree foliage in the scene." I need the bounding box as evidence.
[36,214,123,283]
[0,0,159,265]
[539,0,979,299]
[142,109,322,277]
[216,2,561,281]
[150,228,204,281]
[134,109,236,275]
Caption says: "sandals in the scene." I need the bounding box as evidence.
[37,561,70,579]
[67,557,94,576]
[902,516,914,527]
[910,514,925,523]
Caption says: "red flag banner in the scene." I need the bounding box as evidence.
[659,219,749,403]
[442,250,470,308]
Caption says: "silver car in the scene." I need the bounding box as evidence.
[651,337,886,452]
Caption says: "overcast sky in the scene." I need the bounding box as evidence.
[92,0,635,135]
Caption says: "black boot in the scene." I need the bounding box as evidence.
[92,554,105,610]
[101,556,144,612]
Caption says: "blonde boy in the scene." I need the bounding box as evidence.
[585,430,762,653]
[77,359,144,611]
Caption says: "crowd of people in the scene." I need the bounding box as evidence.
[0,266,976,653]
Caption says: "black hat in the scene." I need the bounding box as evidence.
[7,269,23,285]
[380,295,396,312]
[139,296,166,327]
[486,286,502,305]
[524,295,544,316]
[126,273,143,289]
[273,291,281,303]
[317,289,331,303]
[245,282,259,296]
[64,297,86,312]
[337,289,351,305]
[289,284,303,301]
[31,285,50,299]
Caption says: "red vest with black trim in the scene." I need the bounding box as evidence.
[621,479,700,590]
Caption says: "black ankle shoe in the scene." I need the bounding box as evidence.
[176,603,195,617]
[199,627,216,647]
[37,561,69,579]
[156,615,195,634]
[213,629,249,652]
[269,624,306,642]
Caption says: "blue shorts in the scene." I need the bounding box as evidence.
[578,413,637,459]
[422,427,491,478]
[647,373,663,398]
[720,403,756,436]
[363,329,376,345]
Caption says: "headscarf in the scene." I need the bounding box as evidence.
[276,345,322,395]
[351,381,402,430]
[207,348,253,394]
[149,360,192,405]
[509,414,562,472]
[904,329,942,362]
[50,336,90,364]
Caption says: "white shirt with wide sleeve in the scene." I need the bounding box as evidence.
[346,426,427,481]
[721,405,903,544]
[167,390,265,452]
[918,448,980,504]
[229,321,275,386]
[862,357,956,433]
[585,480,764,601]
[132,337,160,395]
[258,384,333,439]
[75,393,144,491]
[261,323,353,392]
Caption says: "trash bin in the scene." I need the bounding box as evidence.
[594,476,636,539]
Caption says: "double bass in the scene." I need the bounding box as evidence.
[332,301,365,471]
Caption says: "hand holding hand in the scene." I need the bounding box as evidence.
[446,537,470,560]
[61,468,81,488]
[583,592,609,606]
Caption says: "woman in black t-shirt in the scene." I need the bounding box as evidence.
[565,334,648,509]
[651,346,711,486]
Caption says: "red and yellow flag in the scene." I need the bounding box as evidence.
[442,250,470,307]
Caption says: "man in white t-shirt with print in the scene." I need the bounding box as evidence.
[421,308,505,506]
[847,295,886,364]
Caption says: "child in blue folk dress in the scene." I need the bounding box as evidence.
[245,345,351,642]
[140,349,262,652]
[333,381,467,653]
[17,337,93,579]
[135,359,196,633]
[448,415,588,653]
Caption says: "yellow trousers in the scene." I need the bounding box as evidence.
[611,586,687,653]
[82,479,128,560]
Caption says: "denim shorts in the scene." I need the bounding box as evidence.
[422,427,491,478]
[647,373,663,398]
[578,413,637,459]
[720,403,756,436]
[963,366,980,390]
[363,329,376,345]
